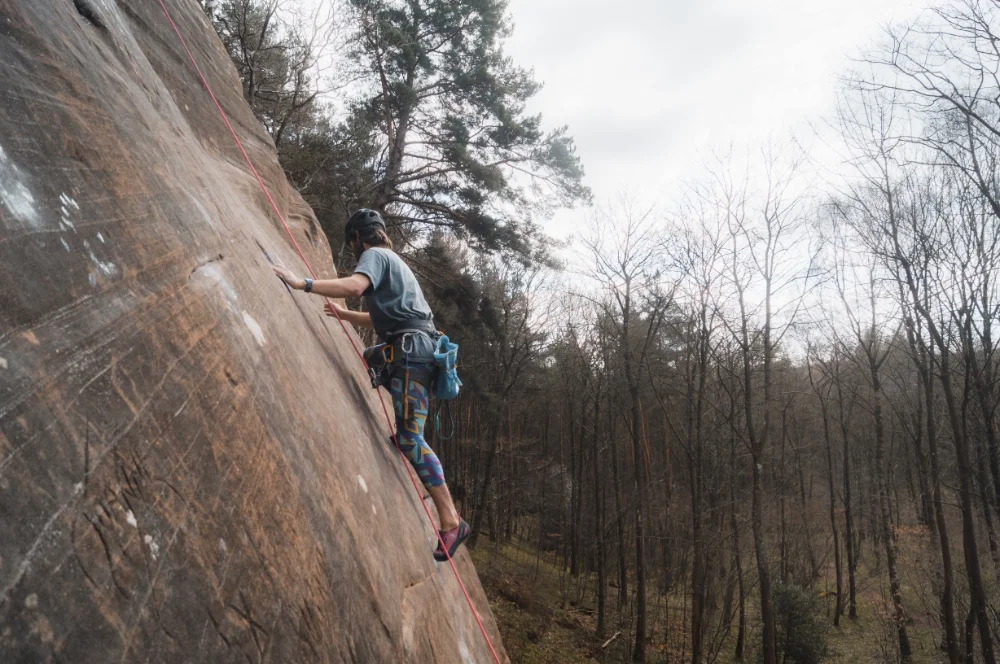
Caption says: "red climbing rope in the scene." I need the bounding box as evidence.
[153,3,501,662]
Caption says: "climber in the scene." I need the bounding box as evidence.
[272,208,471,562]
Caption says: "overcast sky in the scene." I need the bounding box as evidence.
[503,0,927,239]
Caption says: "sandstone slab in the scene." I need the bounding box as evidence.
[0,1,506,661]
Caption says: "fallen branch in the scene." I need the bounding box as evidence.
[601,631,621,649]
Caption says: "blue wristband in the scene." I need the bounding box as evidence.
[304,278,313,293]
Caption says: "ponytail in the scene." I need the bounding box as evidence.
[352,227,393,250]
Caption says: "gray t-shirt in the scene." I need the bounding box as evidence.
[354,247,436,362]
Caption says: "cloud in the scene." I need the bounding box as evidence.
[506,0,926,232]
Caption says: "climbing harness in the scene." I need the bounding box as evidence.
[382,328,463,404]
[364,330,444,422]
[393,330,433,424]
[152,4,501,662]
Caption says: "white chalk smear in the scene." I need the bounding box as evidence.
[242,311,266,346]
[60,237,71,252]
[0,357,7,370]
[193,264,238,311]
[143,534,160,559]
[218,538,227,553]
[459,637,473,664]
[83,239,119,282]
[358,475,368,493]
[59,193,79,210]
[0,145,40,227]
[97,232,105,243]
[58,194,80,233]
[188,192,216,228]
[126,510,137,528]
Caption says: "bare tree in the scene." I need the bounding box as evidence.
[211,0,342,150]
[651,188,727,664]
[466,257,552,548]
[577,195,673,663]
[827,228,913,661]
[805,345,845,626]
[834,62,999,659]
[708,147,818,664]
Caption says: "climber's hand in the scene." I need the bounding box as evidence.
[324,301,346,318]
[272,265,306,290]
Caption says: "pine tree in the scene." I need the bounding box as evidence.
[348,0,590,254]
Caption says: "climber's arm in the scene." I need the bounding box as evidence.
[324,302,373,328]
[309,274,371,299]
[272,266,370,299]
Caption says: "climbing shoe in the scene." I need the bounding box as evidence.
[433,519,471,561]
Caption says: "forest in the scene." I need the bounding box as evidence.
[201,0,1000,662]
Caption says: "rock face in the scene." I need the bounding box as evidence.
[0,1,506,662]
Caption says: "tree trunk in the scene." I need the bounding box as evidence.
[688,335,708,664]
[966,330,1000,511]
[869,360,912,662]
[372,63,415,212]
[610,411,629,613]
[469,419,500,548]
[569,396,580,576]
[909,405,933,529]
[820,399,844,625]
[751,457,776,664]
[662,410,675,595]
[937,351,997,664]
[779,409,788,586]
[629,385,648,663]
[901,306,960,664]
[739,305,776,664]
[593,392,607,639]
[976,438,1000,574]
[729,435,746,661]
[834,378,859,620]
[796,443,819,582]
[690,461,705,664]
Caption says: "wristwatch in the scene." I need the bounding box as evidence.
[304,278,313,293]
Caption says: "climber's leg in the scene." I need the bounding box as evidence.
[427,484,461,532]
[389,374,461,533]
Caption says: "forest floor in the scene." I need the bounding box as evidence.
[472,527,955,663]
[472,539,623,663]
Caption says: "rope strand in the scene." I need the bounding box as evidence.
[152,3,500,662]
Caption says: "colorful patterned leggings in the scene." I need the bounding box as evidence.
[389,371,446,489]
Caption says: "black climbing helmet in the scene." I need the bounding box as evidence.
[344,208,386,243]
